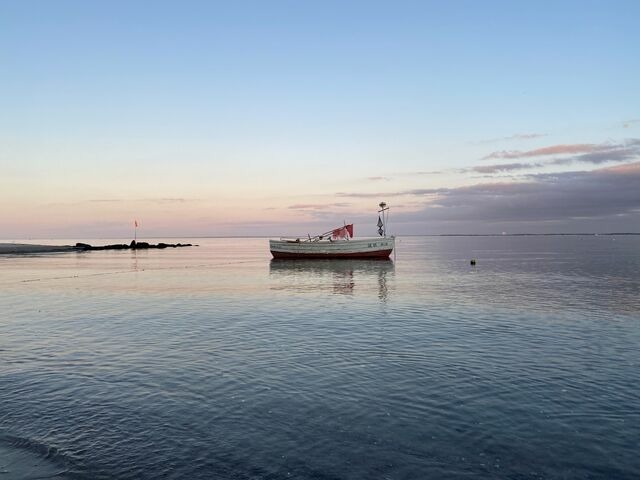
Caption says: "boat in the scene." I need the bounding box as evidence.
[269,202,395,259]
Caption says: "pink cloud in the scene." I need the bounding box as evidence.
[484,143,602,160]
[602,161,640,174]
[288,203,350,210]
[367,176,390,181]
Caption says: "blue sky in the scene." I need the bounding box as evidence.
[1,1,639,237]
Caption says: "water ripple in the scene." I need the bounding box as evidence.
[1,236,639,479]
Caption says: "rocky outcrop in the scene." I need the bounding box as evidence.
[75,242,194,251]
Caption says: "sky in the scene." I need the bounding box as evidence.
[1,0,639,238]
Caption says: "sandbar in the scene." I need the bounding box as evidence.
[0,243,76,254]
[0,443,70,479]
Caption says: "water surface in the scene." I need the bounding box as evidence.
[1,236,639,479]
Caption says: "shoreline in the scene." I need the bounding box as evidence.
[0,443,69,479]
[0,242,194,255]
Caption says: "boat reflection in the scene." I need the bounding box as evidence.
[269,259,394,300]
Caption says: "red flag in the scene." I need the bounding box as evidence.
[345,224,353,238]
[134,220,138,228]
[332,225,353,240]
[332,227,346,239]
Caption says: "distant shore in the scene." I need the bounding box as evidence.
[0,243,76,254]
[0,241,194,255]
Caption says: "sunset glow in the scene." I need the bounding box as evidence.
[2,1,639,238]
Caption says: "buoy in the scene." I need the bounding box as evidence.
[470,259,476,266]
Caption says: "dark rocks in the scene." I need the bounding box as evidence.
[74,242,194,251]
[79,244,128,250]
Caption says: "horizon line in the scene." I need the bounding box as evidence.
[4,232,640,241]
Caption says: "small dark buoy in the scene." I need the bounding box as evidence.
[470,259,476,266]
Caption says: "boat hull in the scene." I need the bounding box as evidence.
[269,237,394,259]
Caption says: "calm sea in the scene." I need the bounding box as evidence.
[1,236,639,479]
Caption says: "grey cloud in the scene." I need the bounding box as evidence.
[395,162,640,227]
[552,147,639,165]
[469,162,543,174]
[336,192,390,198]
[404,188,451,195]
[410,170,448,175]
[336,188,448,198]
[289,202,351,210]
[478,139,640,172]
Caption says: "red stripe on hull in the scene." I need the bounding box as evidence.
[270,249,392,259]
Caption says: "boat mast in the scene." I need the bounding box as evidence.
[378,202,389,237]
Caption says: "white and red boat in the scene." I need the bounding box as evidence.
[269,202,395,259]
